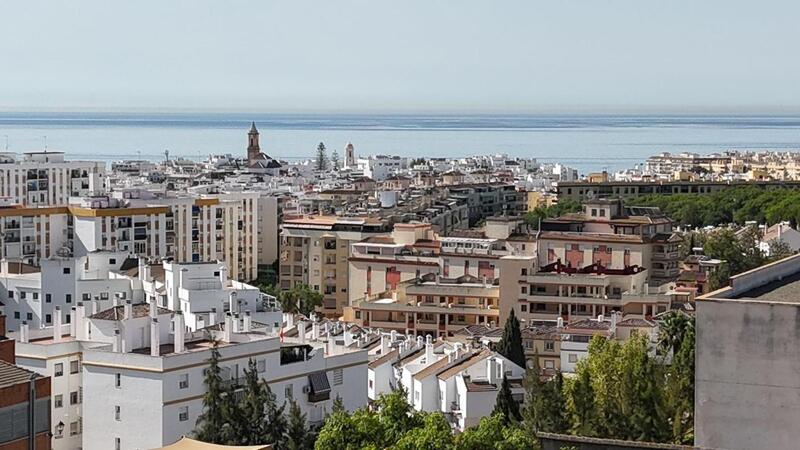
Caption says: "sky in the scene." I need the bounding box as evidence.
[1,0,799,113]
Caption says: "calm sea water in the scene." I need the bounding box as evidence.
[1,112,800,173]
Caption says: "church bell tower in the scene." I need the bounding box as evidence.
[247,122,260,163]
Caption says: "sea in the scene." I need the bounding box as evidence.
[2,112,800,173]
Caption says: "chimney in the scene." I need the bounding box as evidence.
[223,313,233,343]
[138,258,146,282]
[312,321,320,340]
[70,306,77,337]
[219,265,227,285]
[150,318,160,357]
[91,300,99,315]
[556,317,564,329]
[380,333,389,354]
[232,313,241,333]
[75,303,87,340]
[298,321,307,344]
[487,357,497,385]
[390,330,398,343]
[611,311,618,334]
[425,334,434,362]
[112,296,120,307]
[149,296,158,319]
[123,300,133,321]
[208,308,217,327]
[416,335,423,350]
[53,306,62,342]
[112,329,121,353]
[344,327,353,347]
[20,321,29,343]
[173,311,185,353]
[243,311,252,333]
[597,314,604,323]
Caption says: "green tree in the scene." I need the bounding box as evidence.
[394,413,454,450]
[279,283,323,316]
[375,386,422,445]
[263,381,288,449]
[767,238,795,261]
[658,311,691,356]
[194,341,228,444]
[315,142,328,171]
[664,321,695,444]
[493,375,521,425]
[330,150,340,170]
[566,361,597,437]
[286,398,313,450]
[235,359,269,445]
[456,414,539,450]
[496,309,525,369]
[524,359,569,434]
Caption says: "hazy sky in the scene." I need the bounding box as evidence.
[1,1,799,112]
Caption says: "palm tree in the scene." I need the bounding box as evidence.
[658,311,691,356]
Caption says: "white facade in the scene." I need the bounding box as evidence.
[0,151,106,207]
[356,155,407,181]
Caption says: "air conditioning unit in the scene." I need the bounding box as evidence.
[302,385,311,394]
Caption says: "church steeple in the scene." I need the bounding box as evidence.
[247,122,260,163]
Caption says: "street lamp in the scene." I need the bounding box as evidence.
[55,421,65,438]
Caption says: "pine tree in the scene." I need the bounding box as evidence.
[238,359,268,445]
[330,150,340,170]
[286,398,312,450]
[262,381,288,449]
[194,341,228,444]
[315,142,328,171]
[496,309,526,369]
[492,375,521,425]
[567,363,597,437]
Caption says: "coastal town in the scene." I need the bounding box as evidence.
[2,122,800,450]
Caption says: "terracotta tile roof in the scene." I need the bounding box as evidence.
[616,318,656,328]
[90,303,172,320]
[0,360,44,389]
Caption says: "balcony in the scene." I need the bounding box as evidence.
[652,251,679,261]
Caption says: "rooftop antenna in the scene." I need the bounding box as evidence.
[164,149,170,162]
[42,135,48,152]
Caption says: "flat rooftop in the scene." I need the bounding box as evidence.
[734,271,800,303]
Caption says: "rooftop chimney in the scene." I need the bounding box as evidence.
[91,300,99,315]
[53,306,62,343]
[243,311,252,333]
[416,335,424,350]
[223,313,233,343]
[173,311,185,353]
[232,313,241,333]
[380,333,389,354]
[112,329,121,353]
[123,300,133,321]
[151,318,160,357]
[556,317,564,329]
[298,321,307,344]
[425,334,434,362]
[20,321,29,343]
[312,321,320,340]
[487,357,498,385]
[70,306,77,338]
[75,303,87,341]
[149,296,158,319]
[208,308,217,327]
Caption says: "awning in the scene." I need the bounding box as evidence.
[308,371,331,395]
[154,436,270,449]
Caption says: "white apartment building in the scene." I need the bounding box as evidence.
[0,151,106,207]
[257,195,279,265]
[356,155,408,181]
[367,332,524,432]
[13,300,368,450]
[0,251,137,332]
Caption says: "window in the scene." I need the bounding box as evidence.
[333,368,343,386]
[55,363,64,377]
[20,291,26,299]
[179,406,189,422]
[13,312,19,319]
[115,438,121,450]
[54,394,63,408]
[70,360,80,374]
[591,208,597,216]
[520,304,527,312]
[599,209,606,217]
[7,291,12,299]
[520,268,527,276]
[256,359,266,373]
[109,258,116,264]
[100,292,109,300]
[32,292,38,300]
[520,286,527,294]
[70,391,79,405]
[545,341,555,352]
[70,421,79,436]
[213,271,220,277]
[46,293,51,303]
[26,313,32,320]
[115,373,121,388]
[82,293,90,301]
[65,294,72,304]
[545,360,555,369]
[179,374,189,389]
[284,384,293,399]
[369,379,373,389]
[45,314,52,324]
[63,267,71,274]
[568,354,578,363]
[115,405,121,421]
